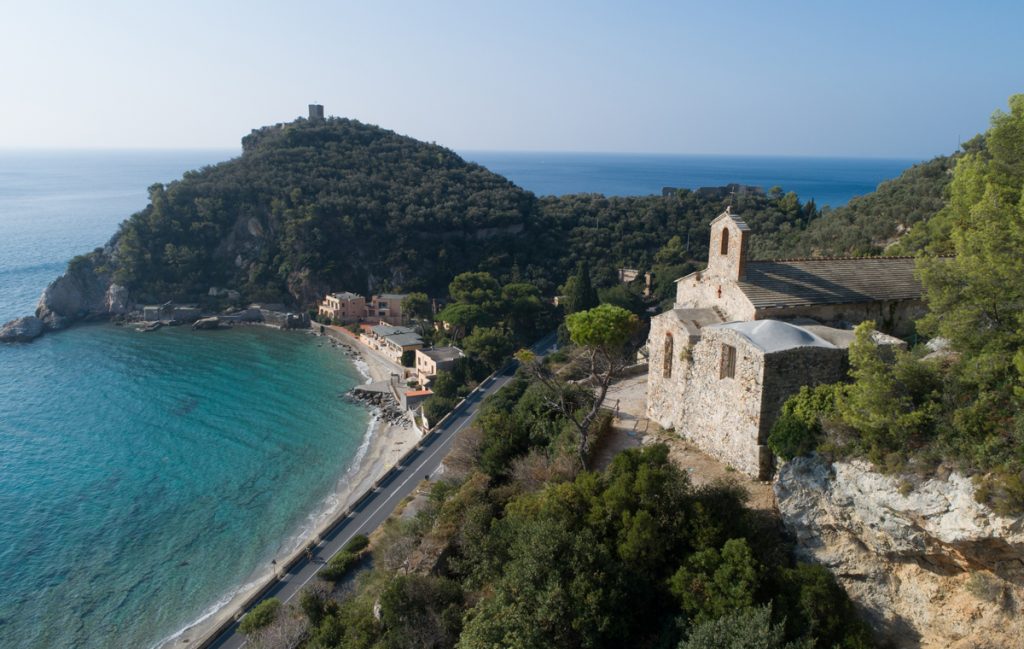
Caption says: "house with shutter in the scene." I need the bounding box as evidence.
[646,208,916,478]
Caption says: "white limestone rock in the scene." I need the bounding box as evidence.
[775,455,1024,648]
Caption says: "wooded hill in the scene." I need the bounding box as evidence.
[79,114,958,308]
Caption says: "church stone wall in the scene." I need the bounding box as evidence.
[646,312,694,429]
[675,273,754,321]
[673,329,849,480]
[706,217,748,281]
[676,328,767,478]
[759,346,849,445]
[756,299,926,338]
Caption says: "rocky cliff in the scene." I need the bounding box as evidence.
[34,254,128,330]
[775,455,1024,649]
[0,252,128,342]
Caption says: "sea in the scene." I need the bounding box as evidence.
[0,149,915,648]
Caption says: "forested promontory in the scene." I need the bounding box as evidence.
[55,113,959,316]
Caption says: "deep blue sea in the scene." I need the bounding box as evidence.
[0,149,915,648]
[462,151,916,208]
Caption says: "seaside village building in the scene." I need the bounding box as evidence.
[318,291,366,324]
[415,346,465,387]
[361,324,424,364]
[646,208,919,479]
[317,292,411,326]
[367,293,409,326]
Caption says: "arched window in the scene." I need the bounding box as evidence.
[663,333,673,378]
[720,227,730,255]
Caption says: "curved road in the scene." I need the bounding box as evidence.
[206,333,556,649]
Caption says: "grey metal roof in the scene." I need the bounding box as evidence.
[710,320,837,353]
[371,324,415,337]
[385,333,424,347]
[375,293,408,301]
[419,346,464,363]
[738,257,922,308]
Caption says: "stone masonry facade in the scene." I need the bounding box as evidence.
[646,208,926,478]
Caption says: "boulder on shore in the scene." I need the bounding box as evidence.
[0,316,45,342]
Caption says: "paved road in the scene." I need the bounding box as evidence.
[207,333,557,649]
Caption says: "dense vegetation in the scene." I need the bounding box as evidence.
[769,95,1024,513]
[73,111,958,314]
[250,364,871,649]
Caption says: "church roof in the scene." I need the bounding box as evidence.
[738,257,922,309]
[710,208,751,231]
[710,320,838,353]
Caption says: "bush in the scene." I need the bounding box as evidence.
[669,538,762,623]
[319,550,361,581]
[679,604,812,649]
[343,534,370,554]
[378,575,464,649]
[238,597,281,634]
[768,384,841,461]
[422,395,458,423]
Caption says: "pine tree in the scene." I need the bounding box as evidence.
[561,260,598,314]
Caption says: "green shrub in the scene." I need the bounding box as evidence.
[768,384,841,460]
[669,538,762,623]
[319,550,361,581]
[422,395,458,423]
[679,604,812,649]
[342,534,370,554]
[238,597,281,634]
[973,471,1024,515]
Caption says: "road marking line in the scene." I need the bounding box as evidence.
[233,374,511,648]
[277,389,485,605]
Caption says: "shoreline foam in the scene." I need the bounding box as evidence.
[156,326,419,649]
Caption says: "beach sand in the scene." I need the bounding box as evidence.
[159,326,422,649]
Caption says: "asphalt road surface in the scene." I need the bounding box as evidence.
[206,333,556,649]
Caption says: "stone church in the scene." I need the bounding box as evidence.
[646,209,917,478]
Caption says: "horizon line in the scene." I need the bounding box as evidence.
[0,145,928,163]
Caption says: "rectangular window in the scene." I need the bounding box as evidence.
[720,344,736,379]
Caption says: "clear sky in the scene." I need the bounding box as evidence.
[1,0,1021,158]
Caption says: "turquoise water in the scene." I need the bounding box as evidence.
[0,323,370,648]
[0,149,915,648]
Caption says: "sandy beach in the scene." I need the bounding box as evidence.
[159,325,422,649]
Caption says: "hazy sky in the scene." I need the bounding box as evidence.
[1,1,1021,157]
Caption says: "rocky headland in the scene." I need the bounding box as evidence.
[1,252,125,342]
[775,455,1024,649]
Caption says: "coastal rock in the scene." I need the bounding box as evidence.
[0,316,45,342]
[775,455,1024,648]
[192,316,224,330]
[35,255,118,330]
[105,283,130,315]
